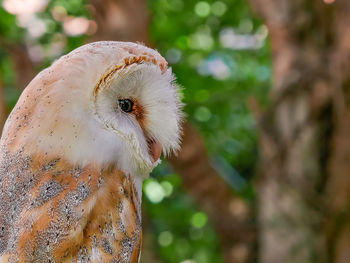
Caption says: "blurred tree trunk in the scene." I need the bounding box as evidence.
[89,1,257,262]
[89,0,150,44]
[248,0,350,262]
[0,38,36,91]
[7,45,36,91]
[0,73,7,131]
[0,40,35,133]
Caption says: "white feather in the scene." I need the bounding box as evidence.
[7,42,183,179]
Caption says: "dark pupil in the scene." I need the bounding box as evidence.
[119,99,134,113]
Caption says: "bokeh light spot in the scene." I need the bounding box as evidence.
[189,32,214,50]
[27,17,46,38]
[166,48,182,64]
[161,181,174,197]
[144,180,165,203]
[194,107,212,122]
[158,231,174,246]
[207,58,231,80]
[194,2,211,17]
[51,6,67,22]
[63,16,90,36]
[191,212,208,228]
[194,249,210,263]
[86,20,98,36]
[3,0,48,15]
[211,1,227,16]
[238,18,253,33]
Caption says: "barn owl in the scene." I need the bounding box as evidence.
[0,41,183,262]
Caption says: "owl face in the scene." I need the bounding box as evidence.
[94,61,183,175]
[3,42,183,177]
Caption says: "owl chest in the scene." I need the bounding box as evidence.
[0,152,142,263]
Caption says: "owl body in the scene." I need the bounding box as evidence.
[0,42,182,262]
[0,152,142,262]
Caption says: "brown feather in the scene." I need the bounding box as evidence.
[0,150,141,262]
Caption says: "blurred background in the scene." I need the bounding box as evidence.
[0,0,349,263]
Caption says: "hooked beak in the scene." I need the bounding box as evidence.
[147,138,162,162]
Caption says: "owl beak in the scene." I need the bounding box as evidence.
[147,138,162,162]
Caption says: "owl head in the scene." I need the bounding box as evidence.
[2,41,183,177]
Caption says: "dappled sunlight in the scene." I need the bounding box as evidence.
[63,16,90,36]
[3,0,48,15]
[1,0,347,261]
[1,0,98,63]
[219,26,268,50]
[0,0,271,263]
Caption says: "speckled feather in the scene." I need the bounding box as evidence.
[0,42,183,262]
[0,149,142,262]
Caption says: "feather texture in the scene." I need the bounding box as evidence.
[0,150,142,262]
[0,41,183,262]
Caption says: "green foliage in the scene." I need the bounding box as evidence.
[0,0,89,99]
[149,0,271,183]
[0,7,23,42]
[145,0,271,261]
[144,164,224,263]
[0,0,271,262]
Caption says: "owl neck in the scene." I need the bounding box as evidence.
[2,103,153,180]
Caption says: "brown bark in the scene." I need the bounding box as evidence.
[89,1,257,262]
[326,1,350,262]
[0,38,36,90]
[89,0,150,44]
[8,45,36,91]
[248,0,350,262]
[0,73,8,131]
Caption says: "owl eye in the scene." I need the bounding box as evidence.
[118,99,134,113]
